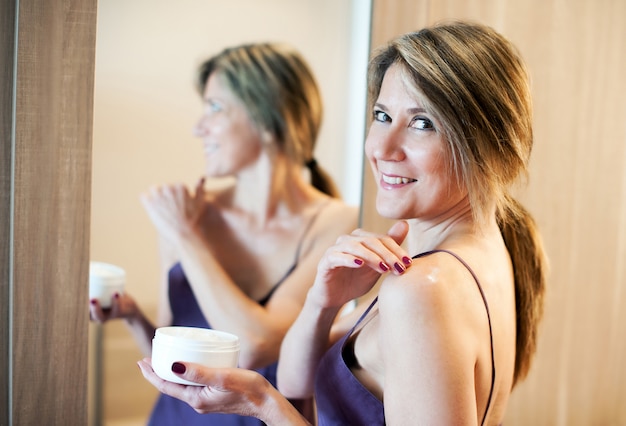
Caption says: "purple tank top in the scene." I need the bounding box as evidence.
[314,250,496,425]
[147,263,276,426]
[148,202,328,425]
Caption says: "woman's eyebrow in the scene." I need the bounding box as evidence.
[374,102,427,115]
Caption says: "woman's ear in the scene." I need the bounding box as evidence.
[261,129,274,145]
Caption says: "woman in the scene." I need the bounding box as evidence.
[138,21,547,425]
[91,42,358,425]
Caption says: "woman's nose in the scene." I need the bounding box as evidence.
[193,116,207,137]
[365,126,405,161]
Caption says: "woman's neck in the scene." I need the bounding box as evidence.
[405,201,497,255]
[229,154,322,227]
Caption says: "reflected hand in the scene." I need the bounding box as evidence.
[89,292,138,323]
[308,221,410,308]
[140,177,207,245]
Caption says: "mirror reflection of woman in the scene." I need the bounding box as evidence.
[90,43,358,425]
[138,21,547,426]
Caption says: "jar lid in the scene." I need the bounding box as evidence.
[154,326,239,349]
[89,261,126,286]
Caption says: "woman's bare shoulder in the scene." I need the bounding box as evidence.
[377,251,484,327]
[310,199,359,236]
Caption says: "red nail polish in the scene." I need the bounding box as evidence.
[394,262,405,273]
[172,362,186,374]
[379,262,389,272]
[402,256,412,266]
[354,258,363,265]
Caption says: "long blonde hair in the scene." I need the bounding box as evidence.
[368,21,547,386]
[197,43,340,197]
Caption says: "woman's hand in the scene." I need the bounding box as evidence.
[308,221,410,309]
[137,359,310,425]
[89,292,139,323]
[140,177,208,246]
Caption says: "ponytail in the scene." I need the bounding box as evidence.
[306,158,341,198]
[497,194,548,386]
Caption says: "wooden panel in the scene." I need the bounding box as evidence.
[1,0,98,423]
[0,0,17,423]
[366,0,626,424]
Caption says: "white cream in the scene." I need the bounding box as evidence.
[152,326,240,386]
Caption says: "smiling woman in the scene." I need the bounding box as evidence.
[366,66,453,222]
[89,1,371,424]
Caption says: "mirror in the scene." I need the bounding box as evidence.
[89,0,372,423]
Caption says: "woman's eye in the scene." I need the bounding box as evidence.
[410,117,434,131]
[373,110,391,123]
[205,101,222,113]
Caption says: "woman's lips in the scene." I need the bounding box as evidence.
[381,173,416,185]
[203,144,218,155]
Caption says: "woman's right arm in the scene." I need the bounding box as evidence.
[89,235,175,356]
[275,286,342,398]
[122,235,177,355]
[137,359,311,426]
[89,291,155,356]
[277,222,410,398]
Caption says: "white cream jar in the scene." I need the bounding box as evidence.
[152,326,240,386]
[89,261,126,308]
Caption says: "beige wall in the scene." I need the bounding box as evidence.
[365,0,626,425]
[90,1,371,424]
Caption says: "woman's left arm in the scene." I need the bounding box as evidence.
[378,260,479,425]
[141,180,359,369]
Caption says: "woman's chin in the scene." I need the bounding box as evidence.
[375,200,406,221]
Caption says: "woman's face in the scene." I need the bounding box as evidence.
[364,64,467,221]
[194,72,265,177]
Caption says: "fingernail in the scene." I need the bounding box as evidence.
[402,256,412,266]
[354,258,363,265]
[90,299,97,305]
[172,362,186,374]
[394,262,405,274]
[114,293,120,299]
[379,262,389,272]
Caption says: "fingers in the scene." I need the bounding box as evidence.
[195,176,206,197]
[89,292,127,322]
[171,361,203,384]
[338,225,411,275]
[386,220,409,245]
[105,293,118,317]
[138,359,270,417]
[137,358,190,398]
[140,359,214,389]
[89,299,104,322]
[139,359,224,402]
[140,183,204,224]
[88,296,114,322]
[142,184,191,204]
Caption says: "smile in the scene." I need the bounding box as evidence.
[382,174,416,185]
[203,144,218,154]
